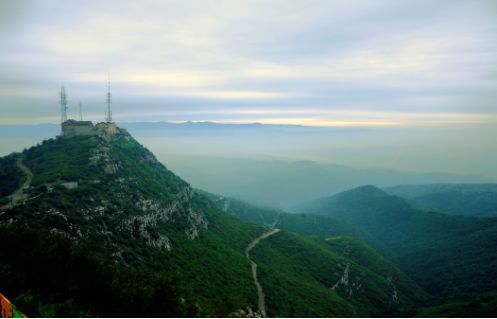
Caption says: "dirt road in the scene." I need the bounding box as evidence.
[245,228,280,317]
[0,158,33,210]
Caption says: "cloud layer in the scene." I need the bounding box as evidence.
[1,0,497,125]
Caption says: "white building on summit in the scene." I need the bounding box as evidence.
[59,79,127,138]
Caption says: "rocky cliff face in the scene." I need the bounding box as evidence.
[0,133,208,259]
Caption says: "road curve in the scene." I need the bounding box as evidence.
[0,157,33,210]
[245,228,280,317]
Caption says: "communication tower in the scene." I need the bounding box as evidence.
[106,73,112,123]
[60,86,68,123]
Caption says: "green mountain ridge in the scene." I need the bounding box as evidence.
[202,190,380,249]
[384,183,497,217]
[296,185,497,309]
[0,133,425,317]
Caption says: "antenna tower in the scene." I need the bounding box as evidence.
[106,73,112,122]
[60,86,68,123]
[79,102,83,121]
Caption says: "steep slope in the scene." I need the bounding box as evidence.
[296,186,497,305]
[0,134,426,317]
[0,134,262,316]
[252,231,427,317]
[385,183,497,217]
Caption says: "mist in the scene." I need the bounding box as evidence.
[1,122,495,208]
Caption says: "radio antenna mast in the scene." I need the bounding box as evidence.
[106,73,112,122]
[60,86,68,124]
[79,102,83,120]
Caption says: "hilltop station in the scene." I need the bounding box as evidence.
[59,77,127,138]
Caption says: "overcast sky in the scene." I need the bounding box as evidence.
[1,0,497,126]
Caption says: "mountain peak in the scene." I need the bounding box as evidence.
[342,184,386,197]
[294,184,406,218]
[0,133,208,259]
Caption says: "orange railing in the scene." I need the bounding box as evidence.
[0,293,26,318]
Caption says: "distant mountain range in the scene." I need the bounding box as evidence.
[167,156,490,210]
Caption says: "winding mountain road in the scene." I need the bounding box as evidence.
[0,158,33,210]
[245,228,280,317]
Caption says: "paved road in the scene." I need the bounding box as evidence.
[245,228,281,317]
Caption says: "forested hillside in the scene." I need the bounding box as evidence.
[297,186,497,307]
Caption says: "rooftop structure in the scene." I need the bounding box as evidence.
[61,120,124,138]
[61,119,95,137]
